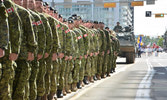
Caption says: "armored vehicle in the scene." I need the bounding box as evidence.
[116,32,136,63]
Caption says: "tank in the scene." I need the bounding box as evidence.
[116,32,136,64]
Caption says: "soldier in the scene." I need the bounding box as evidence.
[78,16,91,88]
[27,0,46,99]
[0,1,10,99]
[71,15,85,91]
[105,27,113,76]
[113,22,123,33]
[12,0,37,99]
[1,0,22,99]
[35,0,53,99]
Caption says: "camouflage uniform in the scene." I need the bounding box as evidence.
[0,1,10,99]
[12,4,37,100]
[36,12,52,97]
[92,29,100,76]
[73,28,84,84]
[28,9,46,100]
[102,30,111,76]
[78,25,90,82]
[43,13,57,96]
[62,24,73,93]
[97,29,106,77]
[107,34,113,74]
[1,1,22,100]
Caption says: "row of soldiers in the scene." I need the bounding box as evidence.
[0,0,120,100]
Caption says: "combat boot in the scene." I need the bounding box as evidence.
[63,88,67,96]
[81,81,85,87]
[83,76,89,85]
[90,76,94,83]
[47,93,57,100]
[71,83,78,92]
[101,73,106,78]
[107,73,111,77]
[77,80,82,89]
[93,75,97,81]
[66,84,72,93]
[96,75,101,80]
[57,90,63,98]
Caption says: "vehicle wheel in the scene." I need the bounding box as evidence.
[126,53,135,64]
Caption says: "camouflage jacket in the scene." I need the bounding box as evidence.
[44,13,60,54]
[62,23,73,56]
[98,29,106,52]
[29,9,46,56]
[92,29,100,52]
[88,29,95,53]
[15,4,37,59]
[0,15,9,51]
[104,29,112,53]
[38,12,52,55]
[73,28,85,57]
[79,25,90,55]
[70,30,78,58]
[4,0,22,54]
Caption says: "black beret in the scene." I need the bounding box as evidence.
[94,21,98,24]
[63,18,67,22]
[68,19,74,24]
[43,2,49,6]
[58,14,63,18]
[54,10,58,14]
[105,27,109,29]
[72,16,77,20]
[49,7,54,11]
[72,14,77,17]
[99,22,104,24]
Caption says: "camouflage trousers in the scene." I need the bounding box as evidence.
[72,59,80,83]
[84,57,91,77]
[90,56,96,77]
[36,59,46,97]
[50,60,59,94]
[97,54,104,76]
[113,56,117,69]
[79,58,86,81]
[102,53,109,75]
[64,60,74,90]
[29,59,39,100]
[107,53,113,74]
[57,59,66,90]
[0,57,15,100]
[94,55,98,75]
[45,56,53,95]
[12,60,31,100]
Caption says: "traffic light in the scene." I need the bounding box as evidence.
[146,11,152,17]
[155,13,164,18]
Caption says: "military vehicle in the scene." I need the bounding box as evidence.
[116,31,136,64]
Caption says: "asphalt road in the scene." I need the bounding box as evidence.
[59,52,167,100]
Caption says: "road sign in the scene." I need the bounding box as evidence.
[104,3,116,8]
[146,0,155,5]
[131,1,144,7]
[155,13,164,18]
[146,11,152,17]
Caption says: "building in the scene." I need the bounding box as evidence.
[49,0,133,29]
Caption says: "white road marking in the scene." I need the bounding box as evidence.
[158,63,167,71]
[135,59,155,100]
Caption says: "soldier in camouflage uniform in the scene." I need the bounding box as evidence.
[26,0,47,99]
[12,0,37,99]
[0,1,10,99]
[35,1,53,99]
[78,17,91,88]
[72,15,85,91]
[1,0,22,99]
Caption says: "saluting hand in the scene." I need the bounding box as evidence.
[0,48,5,58]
